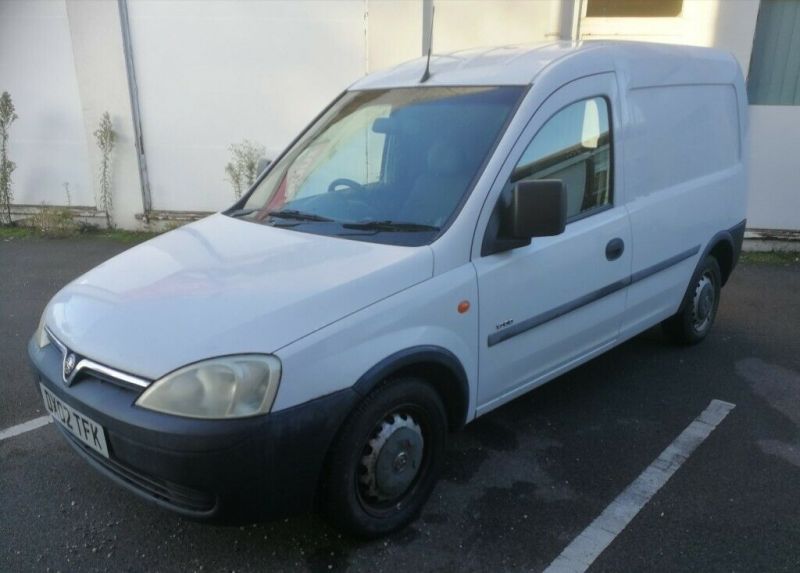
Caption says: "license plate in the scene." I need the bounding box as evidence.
[40,384,109,458]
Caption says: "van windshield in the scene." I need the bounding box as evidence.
[231,86,523,245]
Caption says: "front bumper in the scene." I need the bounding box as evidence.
[28,338,358,522]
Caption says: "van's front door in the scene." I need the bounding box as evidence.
[472,73,631,414]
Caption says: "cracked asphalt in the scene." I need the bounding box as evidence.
[1,235,799,572]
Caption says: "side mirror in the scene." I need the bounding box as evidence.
[508,179,567,239]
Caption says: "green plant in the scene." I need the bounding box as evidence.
[0,91,18,225]
[225,139,265,199]
[93,112,115,229]
[63,181,71,207]
[740,251,800,266]
[0,224,160,243]
[29,202,75,238]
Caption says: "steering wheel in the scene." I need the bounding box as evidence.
[328,178,365,193]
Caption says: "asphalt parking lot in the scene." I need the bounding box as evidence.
[2,236,799,573]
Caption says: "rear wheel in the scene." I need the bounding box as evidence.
[321,378,447,538]
[662,255,722,345]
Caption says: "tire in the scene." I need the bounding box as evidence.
[662,255,722,345]
[321,377,447,538]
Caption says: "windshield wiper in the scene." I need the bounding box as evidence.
[267,209,334,223]
[341,220,440,232]
[227,208,255,218]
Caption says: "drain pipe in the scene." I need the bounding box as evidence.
[573,0,584,41]
[117,0,152,222]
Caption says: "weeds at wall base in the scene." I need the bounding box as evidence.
[0,221,159,244]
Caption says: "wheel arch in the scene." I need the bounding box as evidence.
[708,236,735,286]
[707,219,746,286]
[352,346,470,431]
[677,220,746,312]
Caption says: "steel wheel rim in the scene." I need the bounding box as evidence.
[691,270,716,333]
[355,404,430,516]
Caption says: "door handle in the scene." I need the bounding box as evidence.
[606,238,625,261]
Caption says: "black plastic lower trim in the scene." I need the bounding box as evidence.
[57,423,218,517]
[724,218,747,283]
[488,278,630,347]
[630,245,700,283]
[353,345,470,430]
[731,219,746,261]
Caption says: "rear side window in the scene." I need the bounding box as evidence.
[511,97,612,220]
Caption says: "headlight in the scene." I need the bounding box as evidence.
[136,355,281,419]
[35,311,51,349]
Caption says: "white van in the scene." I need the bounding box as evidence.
[30,41,747,537]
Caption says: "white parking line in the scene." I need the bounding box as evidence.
[543,399,736,573]
[0,415,52,441]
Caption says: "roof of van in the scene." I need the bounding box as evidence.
[350,41,741,90]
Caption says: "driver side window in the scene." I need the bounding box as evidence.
[512,97,612,220]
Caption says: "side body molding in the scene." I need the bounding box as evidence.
[487,244,701,348]
[352,346,470,430]
[486,219,747,349]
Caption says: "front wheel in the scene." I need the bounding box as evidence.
[662,255,722,345]
[321,378,447,538]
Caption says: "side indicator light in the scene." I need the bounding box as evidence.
[457,300,470,314]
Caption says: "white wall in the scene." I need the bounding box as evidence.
[367,0,423,72]
[580,0,760,71]
[431,0,564,53]
[0,0,570,225]
[0,0,91,207]
[367,0,568,72]
[748,107,800,231]
[65,0,144,229]
[127,0,368,213]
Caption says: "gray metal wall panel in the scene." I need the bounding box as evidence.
[748,0,800,105]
